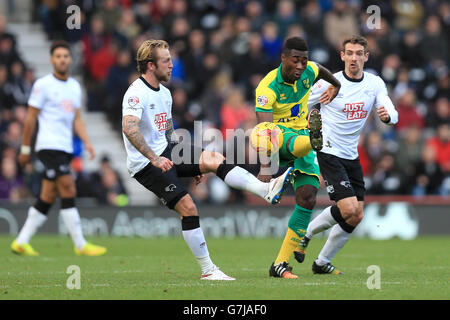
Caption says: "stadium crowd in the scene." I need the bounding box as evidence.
[0,0,448,205]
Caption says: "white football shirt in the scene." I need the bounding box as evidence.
[122,77,172,176]
[307,71,398,160]
[28,74,82,154]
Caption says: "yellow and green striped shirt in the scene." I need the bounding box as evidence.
[255,61,319,130]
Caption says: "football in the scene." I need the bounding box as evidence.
[250,122,283,156]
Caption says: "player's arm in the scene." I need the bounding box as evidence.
[122,115,173,172]
[165,118,178,144]
[18,105,40,167]
[73,109,95,160]
[316,63,341,105]
[375,79,398,125]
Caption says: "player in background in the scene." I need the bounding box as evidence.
[11,41,106,256]
[295,35,399,274]
[122,40,293,280]
[255,37,341,279]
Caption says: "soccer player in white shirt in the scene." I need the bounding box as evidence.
[294,35,399,274]
[11,41,106,256]
[122,40,294,280]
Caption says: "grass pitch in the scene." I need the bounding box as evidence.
[0,235,448,300]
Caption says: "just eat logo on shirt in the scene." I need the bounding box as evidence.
[343,102,367,120]
[155,112,167,131]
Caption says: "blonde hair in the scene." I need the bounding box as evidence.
[136,39,169,74]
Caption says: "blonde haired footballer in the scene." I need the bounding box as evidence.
[255,36,341,279]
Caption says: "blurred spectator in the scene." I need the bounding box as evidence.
[395,89,425,131]
[426,97,450,128]
[261,21,283,67]
[300,0,324,45]
[82,15,117,110]
[420,15,448,63]
[90,155,128,206]
[399,31,423,68]
[98,0,121,35]
[0,157,26,202]
[104,48,134,129]
[273,0,299,39]
[396,126,424,180]
[245,0,268,32]
[171,86,201,133]
[220,87,253,139]
[324,0,359,50]
[425,123,450,173]
[392,0,424,31]
[114,9,141,47]
[367,152,404,195]
[410,144,445,195]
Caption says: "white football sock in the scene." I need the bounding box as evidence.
[223,166,268,198]
[182,227,215,274]
[60,207,87,249]
[305,206,337,239]
[16,207,47,244]
[316,224,350,266]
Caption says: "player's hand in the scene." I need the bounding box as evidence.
[194,174,204,185]
[377,106,390,123]
[257,172,272,182]
[319,85,340,105]
[151,156,173,172]
[85,143,95,160]
[18,153,30,167]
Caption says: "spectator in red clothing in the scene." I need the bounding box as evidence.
[82,15,117,111]
[220,87,254,140]
[395,88,425,131]
[82,15,117,82]
[426,123,450,173]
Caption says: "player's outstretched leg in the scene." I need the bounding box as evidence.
[307,108,323,151]
[201,150,293,205]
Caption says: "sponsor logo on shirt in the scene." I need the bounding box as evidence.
[343,102,367,120]
[60,99,76,113]
[154,112,167,131]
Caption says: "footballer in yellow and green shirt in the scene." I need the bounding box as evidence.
[255,36,341,279]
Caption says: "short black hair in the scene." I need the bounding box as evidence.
[50,40,71,55]
[283,37,308,54]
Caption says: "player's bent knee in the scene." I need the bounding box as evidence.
[174,195,198,217]
[295,194,316,210]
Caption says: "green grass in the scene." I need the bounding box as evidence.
[0,235,448,300]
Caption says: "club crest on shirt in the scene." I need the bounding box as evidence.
[302,78,311,89]
[257,95,268,106]
[128,96,140,107]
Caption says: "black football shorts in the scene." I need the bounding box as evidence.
[37,149,73,180]
[317,151,365,202]
[134,143,203,209]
